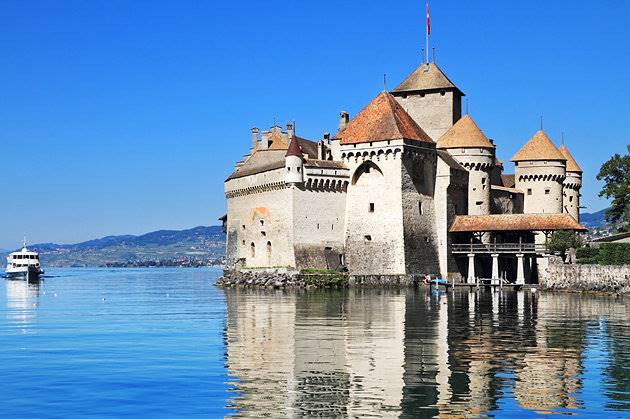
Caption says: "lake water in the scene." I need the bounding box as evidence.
[0,268,628,418]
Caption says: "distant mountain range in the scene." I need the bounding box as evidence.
[581,208,608,229]
[2,226,226,268]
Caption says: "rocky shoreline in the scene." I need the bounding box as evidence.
[215,269,349,289]
[217,262,630,294]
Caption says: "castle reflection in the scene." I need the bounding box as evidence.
[223,288,630,417]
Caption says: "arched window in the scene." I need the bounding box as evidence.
[250,243,255,258]
[352,161,384,185]
[266,241,272,255]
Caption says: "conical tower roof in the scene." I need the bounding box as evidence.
[334,91,433,145]
[436,115,494,149]
[392,63,464,95]
[511,131,566,162]
[559,145,582,173]
[286,136,303,157]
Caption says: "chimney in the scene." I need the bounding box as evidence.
[259,131,270,150]
[339,111,349,131]
[251,127,259,150]
[323,132,331,143]
[286,122,294,139]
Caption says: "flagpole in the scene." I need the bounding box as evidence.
[425,0,430,64]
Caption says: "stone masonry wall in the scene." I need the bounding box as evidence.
[540,256,630,294]
[292,185,347,269]
[401,148,441,275]
[225,169,296,269]
[343,142,406,275]
[394,90,461,141]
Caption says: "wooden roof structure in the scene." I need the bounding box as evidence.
[450,214,587,233]
[437,115,495,149]
[392,63,464,95]
[559,145,583,173]
[334,92,433,145]
[511,131,566,162]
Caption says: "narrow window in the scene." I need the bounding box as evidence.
[242,225,246,230]
[419,202,424,215]
[267,241,272,255]
[481,178,486,184]
[260,220,264,226]
[242,240,245,245]
[569,196,573,202]
[424,237,430,243]
[369,203,375,213]
[364,235,372,241]
[317,223,320,229]
[261,231,266,237]
[288,167,291,172]
[476,201,484,206]
[250,243,255,258]
[527,189,532,196]
[545,189,550,195]
[297,167,301,173]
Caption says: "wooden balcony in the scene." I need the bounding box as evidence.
[451,243,548,255]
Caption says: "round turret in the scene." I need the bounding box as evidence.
[437,115,495,215]
[512,131,566,215]
[285,137,304,184]
[559,145,582,222]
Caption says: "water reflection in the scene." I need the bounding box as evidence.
[5,279,40,325]
[224,288,630,417]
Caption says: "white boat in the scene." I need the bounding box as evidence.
[5,240,44,280]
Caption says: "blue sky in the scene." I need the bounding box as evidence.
[1,0,628,248]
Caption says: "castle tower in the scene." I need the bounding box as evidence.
[391,63,464,141]
[559,145,582,222]
[512,131,567,214]
[285,136,304,184]
[334,91,440,276]
[437,115,495,215]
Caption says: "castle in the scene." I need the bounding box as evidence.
[222,61,585,283]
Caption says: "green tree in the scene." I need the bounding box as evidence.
[597,145,630,232]
[547,230,583,253]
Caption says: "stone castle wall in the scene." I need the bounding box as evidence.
[394,90,461,141]
[540,256,630,294]
[292,185,347,269]
[435,157,468,278]
[515,160,565,214]
[490,187,524,214]
[563,172,581,222]
[225,168,296,269]
[401,147,441,275]
[343,142,406,275]
[446,148,494,215]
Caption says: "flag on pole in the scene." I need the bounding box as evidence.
[426,1,431,36]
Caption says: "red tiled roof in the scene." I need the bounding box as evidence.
[559,145,583,173]
[449,214,587,233]
[511,131,566,162]
[286,136,303,157]
[333,92,433,145]
[392,63,463,95]
[437,115,494,149]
